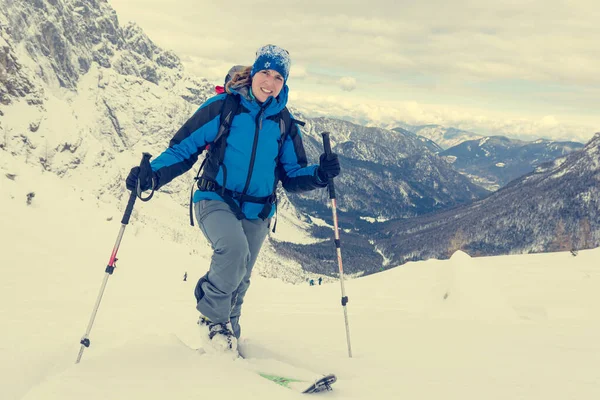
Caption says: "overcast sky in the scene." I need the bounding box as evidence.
[107,0,599,142]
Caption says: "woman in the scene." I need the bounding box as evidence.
[126,44,340,352]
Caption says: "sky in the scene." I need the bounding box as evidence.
[2,141,600,400]
[105,0,600,143]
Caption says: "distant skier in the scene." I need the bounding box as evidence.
[125,44,341,353]
[310,279,315,286]
[318,277,322,285]
[183,272,187,281]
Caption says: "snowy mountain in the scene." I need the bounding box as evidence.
[0,0,213,169]
[0,0,489,222]
[2,5,599,395]
[397,123,483,149]
[390,127,444,153]
[0,0,313,282]
[270,116,491,276]
[0,0,496,277]
[334,118,481,151]
[3,0,598,278]
[440,136,584,191]
[372,132,600,266]
[290,116,490,221]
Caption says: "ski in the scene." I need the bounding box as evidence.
[259,372,337,393]
[174,334,337,394]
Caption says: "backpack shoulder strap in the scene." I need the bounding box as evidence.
[193,93,240,177]
[278,107,305,146]
[213,93,241,146]
[189,93,241,226]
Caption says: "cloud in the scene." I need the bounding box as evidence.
[179,55,232,83]
[292,90,598,143]
[339,77,357,91]
[110,0,600,86]
[290,65,308,79]
[108,0,600,141]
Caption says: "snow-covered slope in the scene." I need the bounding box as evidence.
[2,151,600,400]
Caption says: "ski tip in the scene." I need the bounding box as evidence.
[302,373,337,394]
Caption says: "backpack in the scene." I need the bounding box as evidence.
[188,76,305,229]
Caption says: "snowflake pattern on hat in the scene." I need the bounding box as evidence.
[251,44,291,82]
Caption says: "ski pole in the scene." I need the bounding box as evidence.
[76,152,154,363]
[321,132,353,358]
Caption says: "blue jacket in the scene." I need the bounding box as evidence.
[150,84,326,219]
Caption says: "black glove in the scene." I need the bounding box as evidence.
[125,166,156,192]
[317,152,340,182]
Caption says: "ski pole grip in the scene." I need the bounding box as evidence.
[139,152,153,171]
[320,132,336,199]
[121,190,137,225]
[136,152,154,202]
[122,153,153,224]
[322,132,332,156]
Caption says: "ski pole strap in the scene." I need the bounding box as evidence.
[321,132,336,199]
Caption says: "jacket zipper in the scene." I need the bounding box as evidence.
[242,100,271,195]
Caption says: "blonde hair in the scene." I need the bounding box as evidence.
[225,66,252,94]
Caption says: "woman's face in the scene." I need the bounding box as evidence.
[251,69,284,103]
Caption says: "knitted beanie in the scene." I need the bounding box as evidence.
[250,44,291,83]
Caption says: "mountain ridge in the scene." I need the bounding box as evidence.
[2,0,598,278]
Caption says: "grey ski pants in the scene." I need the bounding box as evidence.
[193,200,270,338]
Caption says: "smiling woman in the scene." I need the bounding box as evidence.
[124,43,341,354]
